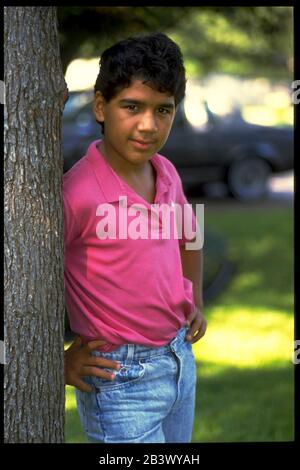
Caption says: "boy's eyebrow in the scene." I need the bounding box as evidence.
[118,99,175,109]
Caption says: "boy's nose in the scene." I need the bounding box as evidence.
[137,112,158,132]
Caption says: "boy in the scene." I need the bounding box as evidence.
[64,32,207,443]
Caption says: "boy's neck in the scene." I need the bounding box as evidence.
[97,140,152,180]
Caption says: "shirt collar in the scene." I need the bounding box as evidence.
[86,140,172,204]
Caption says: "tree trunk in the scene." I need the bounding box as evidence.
[4,7,67,443]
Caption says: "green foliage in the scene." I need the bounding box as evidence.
[57,7,191,73]
[167,7,293,79]
[58,6,293,79]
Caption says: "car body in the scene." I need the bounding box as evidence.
[63,90,294,201]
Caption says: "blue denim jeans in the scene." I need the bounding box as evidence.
[75,326,197,443]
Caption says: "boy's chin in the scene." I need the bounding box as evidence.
[126,147,158,162]
[125,153,154,165]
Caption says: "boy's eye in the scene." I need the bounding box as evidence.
[157,108,170,115]
[125,105,139,112]
[123,105,171,115]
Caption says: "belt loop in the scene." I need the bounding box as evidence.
[124,344,135,366]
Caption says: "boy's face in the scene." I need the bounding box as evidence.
[93,79,176,166]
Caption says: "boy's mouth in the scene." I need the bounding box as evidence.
[130,139,156,150]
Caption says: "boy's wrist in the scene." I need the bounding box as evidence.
[194,299,204,311]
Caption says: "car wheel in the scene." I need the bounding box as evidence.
[227,157,271,202]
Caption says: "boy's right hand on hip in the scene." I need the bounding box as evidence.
[64,336,121,393]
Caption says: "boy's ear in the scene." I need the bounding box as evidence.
[93,91,105,123]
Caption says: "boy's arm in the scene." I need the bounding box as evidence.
[180,243,207,344]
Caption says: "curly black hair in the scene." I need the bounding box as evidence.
[94,32,186,133]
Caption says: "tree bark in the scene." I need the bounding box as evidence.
[4,7,67,443]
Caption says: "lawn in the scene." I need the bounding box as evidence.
[65,205,294,443]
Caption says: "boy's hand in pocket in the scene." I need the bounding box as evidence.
[64,336,121,392]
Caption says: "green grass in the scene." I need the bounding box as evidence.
[65,206,294,443]
[193,206,294,442]
[65,385,88,443]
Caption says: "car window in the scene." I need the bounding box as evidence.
[64,92,94,120]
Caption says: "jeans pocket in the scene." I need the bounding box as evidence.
[91,359,146,391]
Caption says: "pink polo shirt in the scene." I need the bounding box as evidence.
[64,139,197,352]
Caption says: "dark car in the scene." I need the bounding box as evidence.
[63,90,293,202]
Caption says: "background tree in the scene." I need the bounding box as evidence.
[4,7,67,443]
[168,6,293,80]
[57,6,293,80]
[57,6,192,74]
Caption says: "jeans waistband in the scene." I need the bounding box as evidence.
[93,326,189,364]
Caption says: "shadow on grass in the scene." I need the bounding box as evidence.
[192,362,294,443]
[205,208,293,313]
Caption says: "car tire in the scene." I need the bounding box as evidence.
[227,157,271,202]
